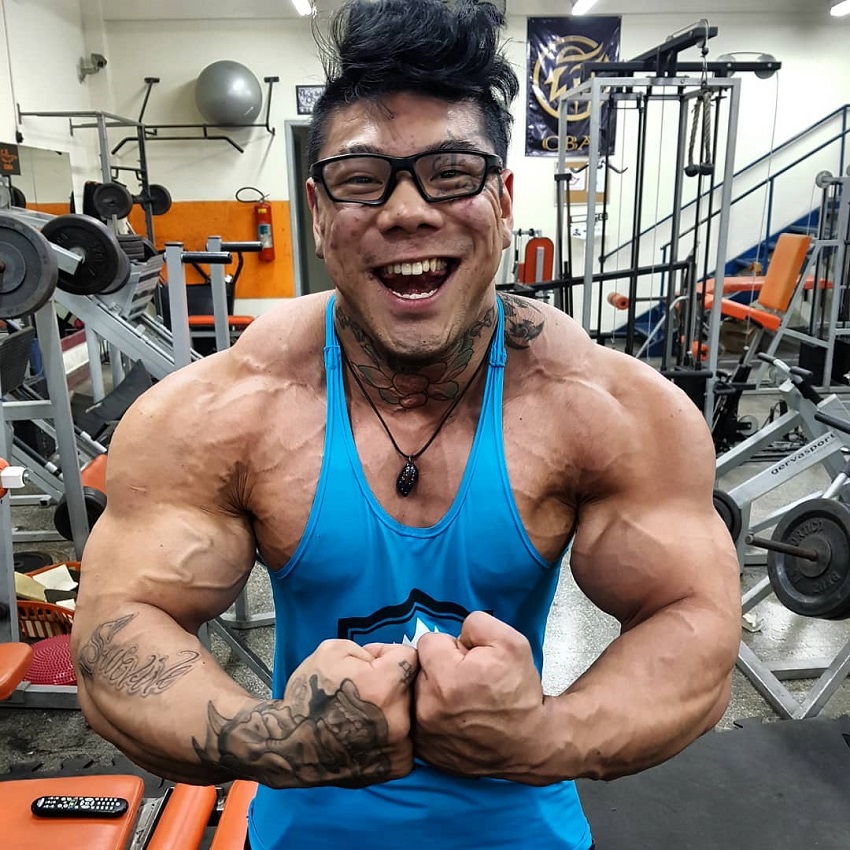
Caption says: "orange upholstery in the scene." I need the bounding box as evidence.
[146,783,218,850]
[0,774,144,850]
[520,237,554,284]
[187,315,254,329]
[703,233,811,330]
[209,781,258,850]
[702,274,829,295]
[0,642,33,699]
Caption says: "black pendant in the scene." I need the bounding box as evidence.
[396,457,419,497]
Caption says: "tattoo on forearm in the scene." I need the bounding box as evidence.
[336,305,496,410]
[191,674,391,787]
[499,294,544,350]
[77,613,200,697]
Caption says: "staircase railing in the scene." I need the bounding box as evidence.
[603,104,850,271]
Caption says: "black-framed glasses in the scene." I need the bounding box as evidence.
[310,149,503,205]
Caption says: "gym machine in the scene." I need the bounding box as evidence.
[555,21,781,420]
[711,354,850,718]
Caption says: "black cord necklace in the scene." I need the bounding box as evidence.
[340,331,494,498]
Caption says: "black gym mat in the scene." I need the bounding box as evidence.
[577,716,850,849]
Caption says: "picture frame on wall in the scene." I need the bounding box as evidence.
[559,159,606,205]
[296,85,325,116]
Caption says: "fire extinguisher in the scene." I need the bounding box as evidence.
[237,187,275,262]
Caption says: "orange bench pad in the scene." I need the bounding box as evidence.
[146,783,218,850]
[702,294,783,331]
[210,780,259,850]
[0,642,33,699]
[0,774,144,850]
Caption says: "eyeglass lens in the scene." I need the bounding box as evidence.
[320,152,490,202]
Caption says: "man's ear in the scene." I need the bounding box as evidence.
[499,170,514,250]
[306,178,325,259]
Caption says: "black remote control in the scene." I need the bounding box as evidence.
[31,795,129,818]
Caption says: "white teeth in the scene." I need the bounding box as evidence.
[380,258,447,276]
[395,289,437,300]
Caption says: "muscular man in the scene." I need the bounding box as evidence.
[71,2,741,848]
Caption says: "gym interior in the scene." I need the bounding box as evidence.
[1,0,850,847]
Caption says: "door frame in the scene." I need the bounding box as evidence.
[285,119,311,297]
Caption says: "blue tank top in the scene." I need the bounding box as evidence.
[248,296,591,850]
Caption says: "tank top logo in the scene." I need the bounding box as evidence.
[337,588,487,647]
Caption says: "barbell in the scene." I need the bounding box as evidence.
[0,213,132,318]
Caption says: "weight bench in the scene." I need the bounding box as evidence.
[701,232,811,338]
[0,640,257,849]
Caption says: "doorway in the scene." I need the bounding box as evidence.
[286,121,335,296]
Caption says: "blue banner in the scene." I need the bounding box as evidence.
[526,16,621,157]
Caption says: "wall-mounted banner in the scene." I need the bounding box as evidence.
[526,16,621,158]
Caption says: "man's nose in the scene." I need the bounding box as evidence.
[377,172,443,231]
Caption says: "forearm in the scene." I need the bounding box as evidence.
[73,603,354,788]
[545,600,738,781]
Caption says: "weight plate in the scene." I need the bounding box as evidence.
[41,214,128,296]
[117,234,146,261]
[713,489,742,543]
[100,245,131,294]
[0,213,58,318]
[767,498,850,619]
[92,182,134,219]
[53,486,107,540]
[148,184,172,216]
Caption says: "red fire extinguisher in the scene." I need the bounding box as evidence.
[254,200,275,262]
[237,187,275,262]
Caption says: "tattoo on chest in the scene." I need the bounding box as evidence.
[191,674,391,787]
[77,614,200,697]
[499,294,544,350]
[336,305,496,410]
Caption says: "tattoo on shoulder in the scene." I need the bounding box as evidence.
[336,304,496,410]
[77,613,200,697]
[191,674,391,787]
[499,294,545,350]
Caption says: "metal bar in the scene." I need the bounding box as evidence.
[704,77,740,419]
[164,243,194,370]
[744,534,819,561]
[206,236,233,352]
[581,78,602,332]
[736,641,800,719]
[33,304,89,559]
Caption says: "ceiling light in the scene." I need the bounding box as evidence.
[831,0,850,16]
[572,0,600,14]
[291,0,314,16]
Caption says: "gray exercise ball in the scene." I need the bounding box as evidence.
[195,60,263,125]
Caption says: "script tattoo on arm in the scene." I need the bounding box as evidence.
[499,294,544,350]
[77,613,200,697]
[191,674,391,787]
[336,304,496,410]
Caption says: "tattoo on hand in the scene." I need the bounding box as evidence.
[191,674,391,787]
[399,659,416,687]
[499,294,544,350]
[336,305,496,410]
[77,614,199,697]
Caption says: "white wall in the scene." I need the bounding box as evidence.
[3,0,102,196]
[1,3,848,310]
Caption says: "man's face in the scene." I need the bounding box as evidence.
[307,92,514,362]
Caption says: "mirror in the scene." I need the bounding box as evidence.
[4,144,73,215]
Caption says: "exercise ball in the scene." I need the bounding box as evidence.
[195,60,263,126]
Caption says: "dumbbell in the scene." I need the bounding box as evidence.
[92,182,173,219]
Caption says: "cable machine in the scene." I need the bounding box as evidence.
[554,21,780,421]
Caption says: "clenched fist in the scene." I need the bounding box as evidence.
[281,639,419,787]
[413,611,557,785]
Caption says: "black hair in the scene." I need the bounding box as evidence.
[308,0,519,165]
